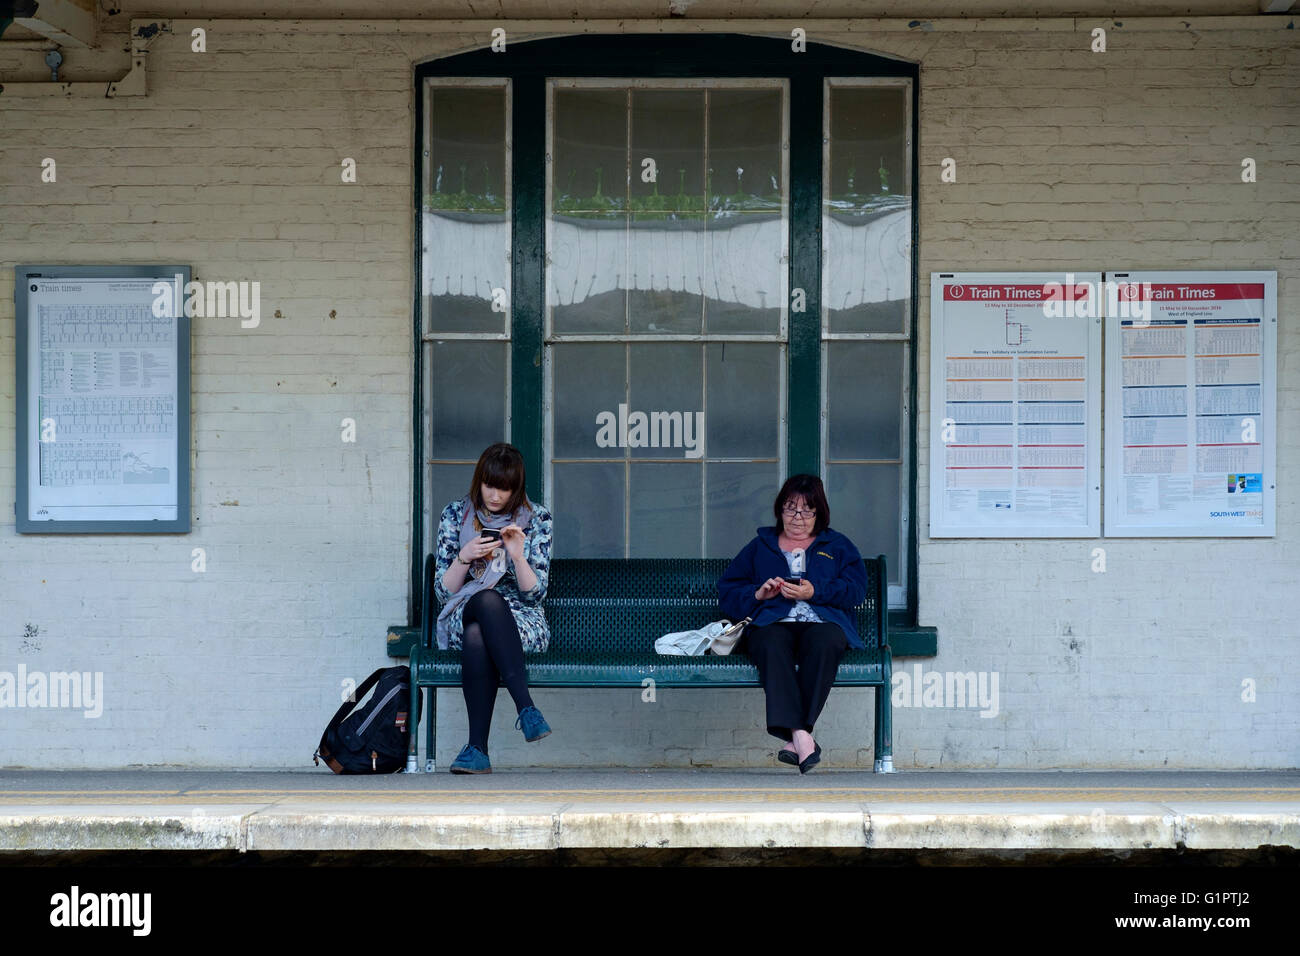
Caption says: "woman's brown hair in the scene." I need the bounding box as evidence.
[773,473,830,536]
[468,443,531,517]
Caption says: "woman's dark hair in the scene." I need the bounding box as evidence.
[468,443,530,516]
[773,473,830,536]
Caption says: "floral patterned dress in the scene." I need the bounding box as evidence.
[431,497,554,652]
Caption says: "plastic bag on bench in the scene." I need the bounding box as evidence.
[654,618,749,656]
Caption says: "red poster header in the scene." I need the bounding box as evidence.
[1110,283,1264,302]
[943,283,1091,302]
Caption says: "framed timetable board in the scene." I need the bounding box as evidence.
[1103,270,1276,537]
[929,272,1103,538]
[15,265,191,533]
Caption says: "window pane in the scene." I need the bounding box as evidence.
[427,340,507,459]
[826,463,901,588]
[706,461,780,558]
[706,88,784,334]
[424,85,509,334]
[824,84,910,334]
[629,462,702,556]
[552,462,624,557]
[550,89,628,334]
[553,344,625,458]
[706,343,780,458]
[629,90,706,335]
[549,85,786,337]
[628,344,703,460]
[428,463,475,522]
[827,341,903,461]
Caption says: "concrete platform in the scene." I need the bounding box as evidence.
[1,769,1297,854]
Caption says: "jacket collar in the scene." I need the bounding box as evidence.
[758,525,829,553]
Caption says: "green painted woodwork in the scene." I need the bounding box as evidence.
[406,553,894,770]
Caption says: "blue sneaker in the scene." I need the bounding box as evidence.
[515,706,551,742]
[449,743,491,774]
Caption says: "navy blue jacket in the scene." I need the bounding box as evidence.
[717,526,869,649]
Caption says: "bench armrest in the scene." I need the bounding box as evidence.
[422,552,437,650]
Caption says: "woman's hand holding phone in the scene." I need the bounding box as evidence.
[459,532,499,564]
[780,578,814,600]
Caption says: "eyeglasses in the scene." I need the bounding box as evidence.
[781,507,816,519]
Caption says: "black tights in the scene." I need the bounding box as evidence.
[460,589,535,753]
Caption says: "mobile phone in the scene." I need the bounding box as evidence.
[480,529,502,541]
[783,576,802,584]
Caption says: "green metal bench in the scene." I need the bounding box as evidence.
[405,555,894,772]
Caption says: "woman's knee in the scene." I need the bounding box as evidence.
[461,621,485,649]
[464,587,509,620]
[803,624,848,656]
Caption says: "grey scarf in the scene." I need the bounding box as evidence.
[435,495,533,650]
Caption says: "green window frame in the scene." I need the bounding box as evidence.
[413,34,920,627]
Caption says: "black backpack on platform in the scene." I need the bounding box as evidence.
[314,666,418,774]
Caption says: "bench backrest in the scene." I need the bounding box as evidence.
[424,555,887,651]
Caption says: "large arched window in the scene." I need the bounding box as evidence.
[414,34,918,622]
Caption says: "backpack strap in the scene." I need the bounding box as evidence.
[325,667,389,729]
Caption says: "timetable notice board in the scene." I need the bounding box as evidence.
[1104,271,1276,537]
[15,265,191,533]
[929,273,1102,538]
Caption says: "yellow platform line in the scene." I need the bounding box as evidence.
[1,787,1298,804]
[1,786,1298,796]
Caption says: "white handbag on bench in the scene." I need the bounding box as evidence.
[654,617,750,656]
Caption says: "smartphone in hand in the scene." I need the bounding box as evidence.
[783,575,802,584]
[480,528,502,542]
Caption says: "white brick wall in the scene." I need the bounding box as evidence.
[0,15,1295,769]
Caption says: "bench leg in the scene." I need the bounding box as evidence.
[405,645,421,773]
[873,649,896,773]
[425,687,437,773]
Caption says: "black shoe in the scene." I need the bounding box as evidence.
[777,747,799,766]
[798,742,822,774]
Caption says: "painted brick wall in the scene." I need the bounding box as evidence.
[0,15,1295,769]
[907,19,1299,770]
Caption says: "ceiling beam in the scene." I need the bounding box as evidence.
[15,0,96,48]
